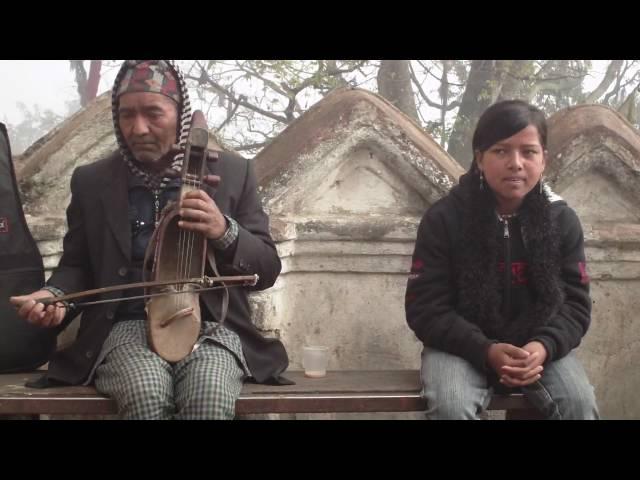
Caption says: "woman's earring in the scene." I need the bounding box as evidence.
[479,171,484,190]
[539,175,544,194]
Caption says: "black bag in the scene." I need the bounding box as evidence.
[0,122,57,372]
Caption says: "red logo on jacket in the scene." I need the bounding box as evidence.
[578,262,590,284]
[497,261,528,285]
[0,217,8,234]
[409,257,425,280]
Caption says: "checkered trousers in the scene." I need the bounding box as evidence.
[94,320,248,420]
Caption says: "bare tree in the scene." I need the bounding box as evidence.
[69,60,102,107]
[88,59,638,159]
[446,60,504,168]
[377,60,420,122]
[69,60,88,106]
[585,60,624,103]
[182,60,371,155]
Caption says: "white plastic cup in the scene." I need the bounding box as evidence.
[302,345,329,378]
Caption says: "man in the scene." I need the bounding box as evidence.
[11,60,288,419]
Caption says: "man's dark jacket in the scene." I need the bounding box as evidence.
[44,151,288,385]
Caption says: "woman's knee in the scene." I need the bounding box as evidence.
[528,354,600,420]
[421,348,490,420]
[557,383,599,420]
[425,392,484,419]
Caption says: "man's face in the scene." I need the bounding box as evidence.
[118,91,178,171]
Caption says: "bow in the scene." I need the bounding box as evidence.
[17,274,258,309]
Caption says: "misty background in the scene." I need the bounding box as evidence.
[1,60,638,167]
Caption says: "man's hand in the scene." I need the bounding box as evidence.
[9,290,67,328]
[497,341,547,387]
[179,181,227,241]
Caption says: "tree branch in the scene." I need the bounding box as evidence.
[236,61,290,97]
[585,60,624,103]
[415,60,466,87]
[214,94,243,133]
[187,62,290,124]
[604,60,629,105]
[235,141,271,152]
[409,62,460,111]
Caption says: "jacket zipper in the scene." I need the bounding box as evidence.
[502,218,511,318]
[153,189,160,228]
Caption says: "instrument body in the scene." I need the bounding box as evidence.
[144,111,218,362]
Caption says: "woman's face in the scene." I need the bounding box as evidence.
[475,124,547,214]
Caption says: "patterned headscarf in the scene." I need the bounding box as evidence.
[116,60,181,103]
[112,60,192,190]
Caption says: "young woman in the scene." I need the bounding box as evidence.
[405,100,599,419]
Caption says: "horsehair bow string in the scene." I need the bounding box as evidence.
[30,275,259,309]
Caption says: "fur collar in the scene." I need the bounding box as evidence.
[454,172,565,345]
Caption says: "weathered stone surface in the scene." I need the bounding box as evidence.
[548,105,640,418]
[18,92,117,217]
[547,105,640,224]
[256,87,464,217]
[253,89,464,383]
[578,280,640,418]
